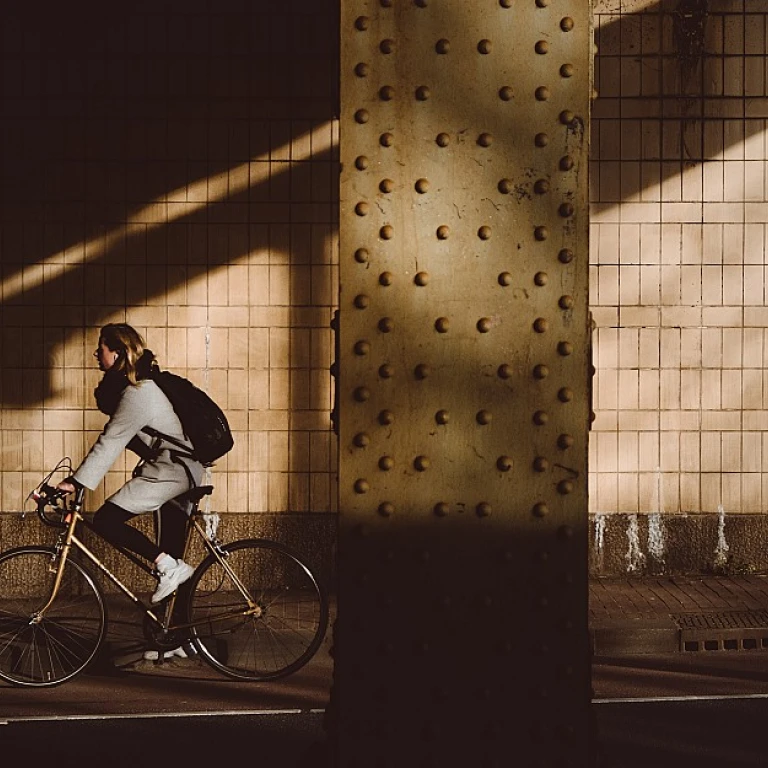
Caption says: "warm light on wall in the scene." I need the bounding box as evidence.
[0,122,335,305]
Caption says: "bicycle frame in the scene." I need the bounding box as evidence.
[2,475,329,687]
[36,496,262,636]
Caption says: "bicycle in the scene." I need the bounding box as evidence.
[0,460,329,688]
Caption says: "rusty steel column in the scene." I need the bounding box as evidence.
[336,1,592,764]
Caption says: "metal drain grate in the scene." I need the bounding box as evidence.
[672,611,768,630]
[672,611,768,652]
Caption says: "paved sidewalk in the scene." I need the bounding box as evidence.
[590,574,768,655]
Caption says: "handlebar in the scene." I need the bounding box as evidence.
[31,484,85,528]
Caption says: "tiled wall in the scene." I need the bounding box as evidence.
[5,1,764,535]
[590,0,768,517]
[0,3,339,525]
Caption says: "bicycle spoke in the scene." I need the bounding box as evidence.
[0,548,106,687]
[188,539,328,681]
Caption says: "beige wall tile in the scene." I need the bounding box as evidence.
[617,473,639,512]
[682,166,703,202]
[2,473,22,511]
[742,369,763,409]
[661,473,680,512]
[679,473,700,512]
[702,411,741,431]
[700,473,722,512]
[618,370,639,410]
[596,472,618,513]
[269,472,289,511]
[744,224,766,263]
[638,473,657,512]
[660,412,701,432]
[638,432,659,471]
[597,432,618,474]
[640,265,660,304]
[618,432,638,472]
[741,473,762,512]
[722,472,742,509]
[619,266,640,305]
[597,370,618,411]
[722,328,743,367]
[660,430,679,472]
[310,473,332,513]
[618,328,639,367]
[722,370,743,409]
[269,265,291,306]
[226,473,249,513]
[593,410,616,431]
[660,370,680,409]
[248,472,269,513]
[638,370,659,409]
[289,473,310,512]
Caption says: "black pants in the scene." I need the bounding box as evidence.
[92,501,188,563]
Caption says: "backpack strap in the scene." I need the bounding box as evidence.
[141,426,196,459]
[141,426,201,487]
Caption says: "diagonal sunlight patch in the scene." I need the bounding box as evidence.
[591,126,768,219]
[593,0,659,25]
[0,121,335,304]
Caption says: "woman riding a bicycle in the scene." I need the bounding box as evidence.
[0,322,328,688]
[56,322,202,605]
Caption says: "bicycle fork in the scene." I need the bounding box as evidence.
[31,508,82,622]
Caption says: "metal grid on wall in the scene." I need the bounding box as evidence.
[337,1,592,763]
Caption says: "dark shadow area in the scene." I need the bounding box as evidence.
[0,712,329,768]
[595,698,768,768]
[0,0,338,406]
[595,652,768,686]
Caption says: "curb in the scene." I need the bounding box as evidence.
[591,614,768,656]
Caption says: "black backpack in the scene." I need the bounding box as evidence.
[143,370,234,466]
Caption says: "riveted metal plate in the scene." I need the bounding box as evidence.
[337,1,591,764]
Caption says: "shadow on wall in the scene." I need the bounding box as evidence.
[593,0,761,202]
[0,0,339,408]
[1,1,755,403]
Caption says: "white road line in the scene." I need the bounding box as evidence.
[594,692,768,704]
[0,708,313,724]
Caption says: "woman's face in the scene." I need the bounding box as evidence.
[94,340,118,372]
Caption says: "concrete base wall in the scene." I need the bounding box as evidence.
[0,512,337,593]
[8,509,766,582]
[590,512,768,577]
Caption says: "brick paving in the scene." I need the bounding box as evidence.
[589,575,768,654]
[590,575,768,621]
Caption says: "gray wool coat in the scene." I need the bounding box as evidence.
[73,380,203,514]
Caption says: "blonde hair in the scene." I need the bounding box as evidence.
[99,323,149,386]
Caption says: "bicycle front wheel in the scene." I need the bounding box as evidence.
[0,546,107,687]
[187,539,328,681]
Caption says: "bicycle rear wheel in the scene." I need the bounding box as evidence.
[187,538,328,681]
[0,546,107,687]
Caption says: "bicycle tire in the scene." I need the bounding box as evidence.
[0,546,107,687]
[186,538,328,681]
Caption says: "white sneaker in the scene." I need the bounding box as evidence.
[143,646,189,661]
[151,557,194,604]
